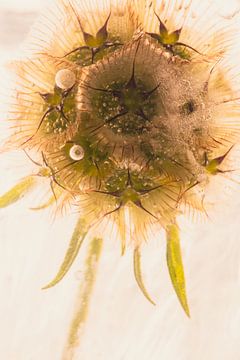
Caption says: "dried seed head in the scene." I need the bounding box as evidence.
[4,0,240,318]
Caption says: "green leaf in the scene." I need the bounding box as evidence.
[133,247,156,305]
[0,176,36,208]
[42,217,89,289]
[166,223,190,317]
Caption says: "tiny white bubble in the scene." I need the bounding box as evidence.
[55,69,76,90]
[69,144,85,161]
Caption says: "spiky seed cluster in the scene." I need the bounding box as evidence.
[2,0,240,316]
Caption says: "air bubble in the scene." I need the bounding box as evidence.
[69,144,85,161]
[55,69,76,90]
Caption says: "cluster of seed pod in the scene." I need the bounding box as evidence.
[2,0,240,319]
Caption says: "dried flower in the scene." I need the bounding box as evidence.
[1,0,240,353]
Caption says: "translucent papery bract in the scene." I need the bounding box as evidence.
[208,54,240,150]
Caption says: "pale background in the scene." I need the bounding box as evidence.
[1,1,240,359]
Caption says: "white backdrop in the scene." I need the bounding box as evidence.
[1,1,240,359]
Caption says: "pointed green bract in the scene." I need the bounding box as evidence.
[160,29,181,45]
[96,12,111,44]
[133,247,156,305]
[82,12,111,48]
[154,11,181,46]
[42,217,89,289]
[205,159,219,175]
[0,176,36,208]
[159,18,168,36]
[166,223,190,317]
[206,145,234,175]
[83,32,98,48]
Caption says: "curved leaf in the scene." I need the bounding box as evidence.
[166,223,190,317]
[0,176,36,208]
[42,217,89,289]
[133,247,156,305]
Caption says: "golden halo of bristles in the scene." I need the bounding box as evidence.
[2,0,240,317]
